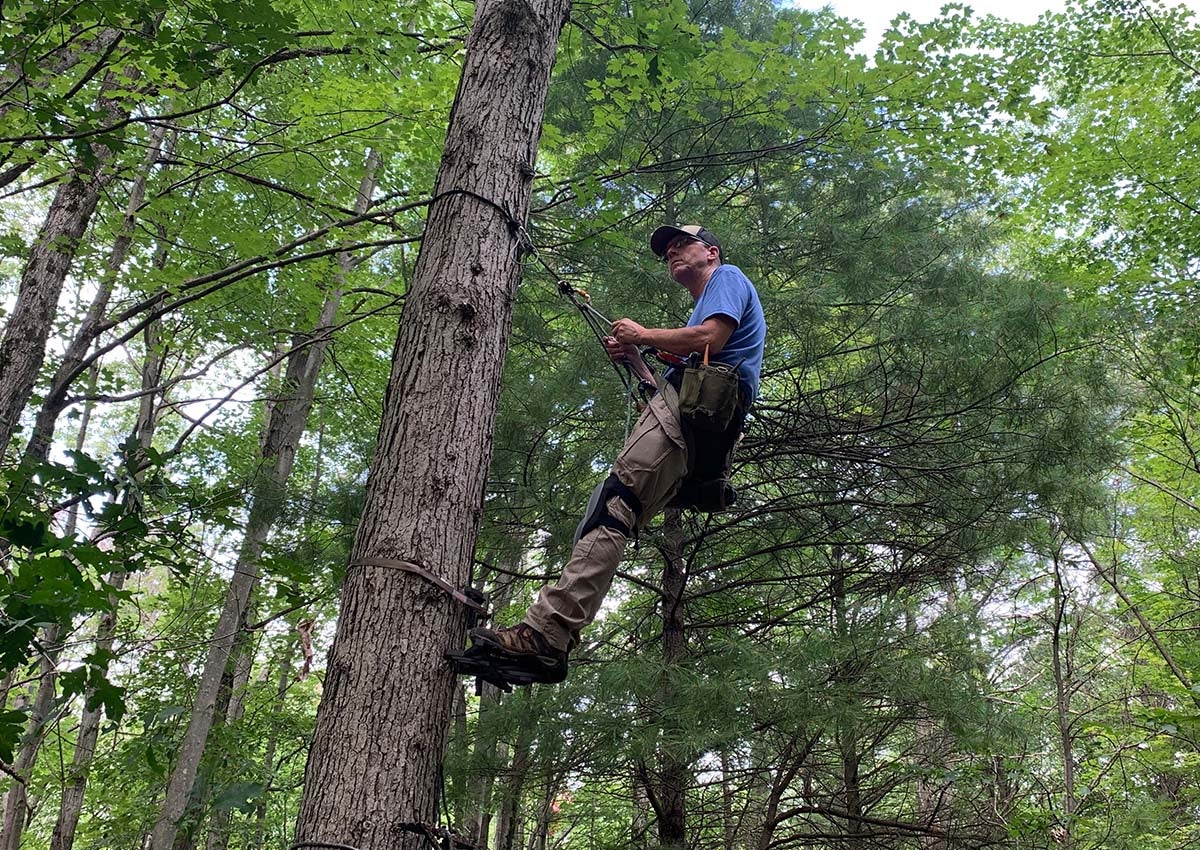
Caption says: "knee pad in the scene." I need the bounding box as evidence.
[573,473,644,544]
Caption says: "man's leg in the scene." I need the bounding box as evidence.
[523,393,687,650]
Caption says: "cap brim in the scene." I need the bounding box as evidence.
[650,225,690,257]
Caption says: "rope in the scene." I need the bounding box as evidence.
[426,189,648,422]
[427,188,523,238]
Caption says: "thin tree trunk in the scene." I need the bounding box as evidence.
[202,631,256,850]
[0,672,15,714]
[0,72,131,456]
[655,510,688,850]
[171,619,256,850]
[50,316,163,850]
[0,363,103,849]
[495,722,533,850]
[0,624,63,850]
[753,737,816,850]
[149,151,381,850]
[463,574,519,847]
[831,563,865,850]
[524,775,561,850]
[292,0,569,845]
[632,770,650,850]
[912,594,955,848]
[47,574,125,850]
[1050,552,1076,850]
[24,123,169,462]
[251,638,297,849]
[0,27,124,188]
[721,750,735,850]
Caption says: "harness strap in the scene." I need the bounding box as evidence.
[608,474,644,518]
[652,371,697,478]
[652,371,682,420]
[349,558,489,614]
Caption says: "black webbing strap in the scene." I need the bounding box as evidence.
[608,474,643,519]
[292,822,480,850]
[349,558,488,616]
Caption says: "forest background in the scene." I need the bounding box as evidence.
[1,0,1198,848]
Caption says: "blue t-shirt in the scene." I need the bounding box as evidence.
[676,264,766,403]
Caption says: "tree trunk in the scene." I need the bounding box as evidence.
[24,123,169,462]
[203,633,256,850]
[0,624,63,850]
[632,770,650,850]
[463,573,519,847]
[0,27,123,190]
[0,73,130,456]
[1050,552,1077,850]
[524,775,562,850]
[721,750,736,850]
[47,574,125,850]
[495,728,532,850]
[1,361,105,849]
[149,151,380,850]
[831,565,865,850]
[655,511,688,850]
[170,619,255,850]
[50,317,163,850]
[292,0,569,845]
[251,637,298,849]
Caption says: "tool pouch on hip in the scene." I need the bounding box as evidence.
[679,358,740,432]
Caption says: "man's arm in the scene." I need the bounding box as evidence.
[611,316,736,358]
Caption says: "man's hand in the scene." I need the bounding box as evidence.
[603,336,654,382]
[611,318,647,345]
[603,335,639,365]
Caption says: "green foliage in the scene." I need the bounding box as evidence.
[2,0,1196,847]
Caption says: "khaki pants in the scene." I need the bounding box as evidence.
[524,392,688,651]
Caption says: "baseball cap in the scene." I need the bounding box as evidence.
[649,224,722,258]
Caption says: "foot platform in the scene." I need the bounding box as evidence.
[446,644,567,693]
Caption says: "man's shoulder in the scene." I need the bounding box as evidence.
[713,264,758,291]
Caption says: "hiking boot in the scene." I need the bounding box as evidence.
[469,623,568,684]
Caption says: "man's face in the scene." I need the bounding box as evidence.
[664,234,717,281]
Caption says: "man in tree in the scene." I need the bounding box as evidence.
[467,224,767,683]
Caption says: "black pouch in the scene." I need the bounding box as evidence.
[671,478,737,512]
[679,351,740,432]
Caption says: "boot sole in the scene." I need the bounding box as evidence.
[465,633,568,684]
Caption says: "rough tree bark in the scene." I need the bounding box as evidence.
[292,0,569,846]
[0,72,131,457]
[24,123,170,462]
[148,152,381,850]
